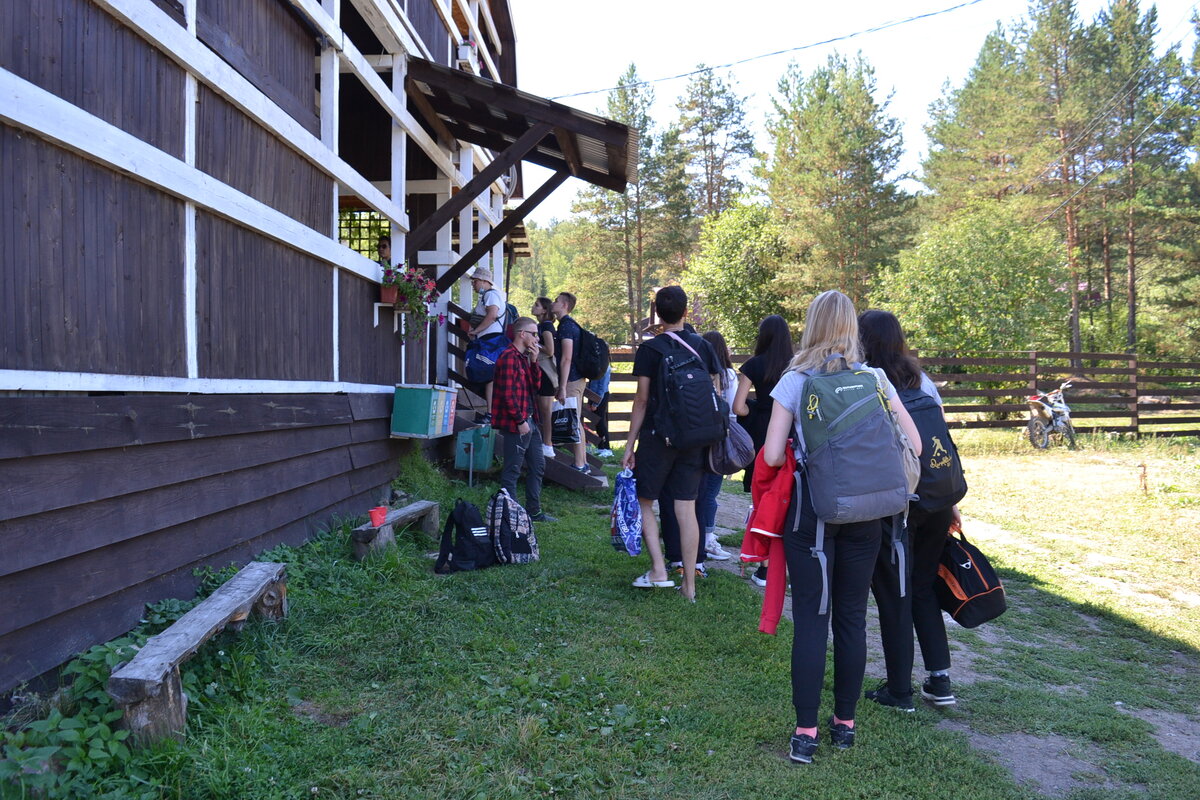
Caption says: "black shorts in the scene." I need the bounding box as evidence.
[538,367,557,397]
[634,432,704,501]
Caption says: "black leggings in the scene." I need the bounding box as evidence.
[871,506,955,696]
[784,483,882,728]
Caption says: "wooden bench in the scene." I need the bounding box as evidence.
[350,500,440,561]
[107,561,287,743]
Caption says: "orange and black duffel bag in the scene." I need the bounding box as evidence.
[935,527,1007,628]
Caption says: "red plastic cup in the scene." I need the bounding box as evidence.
[369,506,388,527]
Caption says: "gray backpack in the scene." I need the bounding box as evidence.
[793,357,912,613]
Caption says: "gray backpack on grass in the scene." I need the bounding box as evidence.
[792,356,913,613]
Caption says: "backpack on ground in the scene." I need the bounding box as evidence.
[576,326,610,380]
[486,488,539,565]
[435,499,495,573]
[649,331,728,450]
[793,357,913,614]
[897,387,968,513]
[936,528,1006,628]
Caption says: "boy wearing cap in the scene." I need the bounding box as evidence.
[468,267,506,418]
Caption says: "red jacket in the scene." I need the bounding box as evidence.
[741,444,796,635]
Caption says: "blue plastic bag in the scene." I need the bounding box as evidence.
[610,469,642,556]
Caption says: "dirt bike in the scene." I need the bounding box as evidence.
[1026,381,1076,449]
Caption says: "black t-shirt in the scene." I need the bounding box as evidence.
[633,330,720,428]
[556,315,582,382]
[739,354,780,445]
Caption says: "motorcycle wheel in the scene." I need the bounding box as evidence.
[1063,421,1077,450]
[1028,417,1050,449]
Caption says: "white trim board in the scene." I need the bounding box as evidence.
[0,370,396,395]
[94,0,409,234]
[0,68,382,283]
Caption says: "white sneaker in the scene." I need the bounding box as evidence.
[705,535,731,560]
[543,445,555,458]
[597,449,614,458]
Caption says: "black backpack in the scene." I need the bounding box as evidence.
[435,499,495,573]
[649,331,728,450]
[897,387,968,513]
[576,326,610,380]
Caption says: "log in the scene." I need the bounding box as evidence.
[350,500,440,561]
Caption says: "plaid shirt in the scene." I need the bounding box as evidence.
[491,344,539,433]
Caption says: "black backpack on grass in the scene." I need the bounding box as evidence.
[435,499,495,573]
[576,326,610,380]
[897,387,968,513]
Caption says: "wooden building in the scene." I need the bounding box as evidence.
[0,0,636,693]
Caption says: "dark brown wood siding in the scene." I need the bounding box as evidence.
[197,86,334,232]
[0,126,187,375]
[195,212,333,381]
[337,272,419,386]
[197,0,320,135]
[0,393,408,693]
[409,0,450,66]
[1,0,185,157]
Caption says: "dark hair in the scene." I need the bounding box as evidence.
[655,285,687,324]
[702,330,733,391]
[534,297,553,321]
[754,315,794,388]
[555,292,577,312]
[857,309,922,390]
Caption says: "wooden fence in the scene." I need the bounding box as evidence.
[585,350,1200,442]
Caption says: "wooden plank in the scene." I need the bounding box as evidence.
[1139,416,1200,426]
[108,561,286,704]
[0,473,389,693]
[920,356,1036,367]
[0,393,355,461]
[1137,375,1200,383]
[0,449,401,638]
[1141,402,1200,411]
[1140,360,1200,370]
[930,373,1041,383]
[0,423,356,526]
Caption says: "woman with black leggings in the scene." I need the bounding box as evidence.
[763,291,921,764]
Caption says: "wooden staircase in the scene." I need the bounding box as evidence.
[453,385,608,491]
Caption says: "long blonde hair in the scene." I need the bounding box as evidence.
[787,290,861,374]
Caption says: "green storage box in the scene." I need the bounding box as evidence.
[454,426,496,471]
[391,384,457,439]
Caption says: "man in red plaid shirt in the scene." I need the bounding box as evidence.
[491,317,554,522]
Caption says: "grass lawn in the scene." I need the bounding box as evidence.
[4,441,1200,799]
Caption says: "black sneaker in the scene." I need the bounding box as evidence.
[921,675,956,706]
[828,718,855,749]
[529,512,556,523]
[865,681,915,712]
[789,733,818,764]
[750,565,768,587]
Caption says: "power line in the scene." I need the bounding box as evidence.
[548,0,993,101]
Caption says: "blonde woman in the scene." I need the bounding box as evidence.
[761,290,920,763]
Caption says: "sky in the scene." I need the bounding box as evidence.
[507,0,1199,225]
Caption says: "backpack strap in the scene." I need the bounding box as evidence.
[809,479,831,616]
[662,330,704,362]
[890,513,908,599]
[435,501,460,573]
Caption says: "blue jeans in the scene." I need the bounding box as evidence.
[698,472,723,534]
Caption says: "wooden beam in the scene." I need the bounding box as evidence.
[406,76,458,150]
[554,127,581,177]
[437,170,568,293]
[406,122,552,263]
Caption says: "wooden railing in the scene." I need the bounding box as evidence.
[583,350,1200,442]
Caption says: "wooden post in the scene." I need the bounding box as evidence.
[120,667,188,745]
[1129,355,1139,439]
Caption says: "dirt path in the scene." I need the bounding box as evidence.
[707,490,1200,795]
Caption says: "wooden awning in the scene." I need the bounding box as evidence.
[406,57,638,192]
[403,57,638,289]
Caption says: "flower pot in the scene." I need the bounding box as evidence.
[380,285,398,304]
[369,506,388,527]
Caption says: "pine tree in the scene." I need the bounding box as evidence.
[677,67,757,217]
[764,53,911,311]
